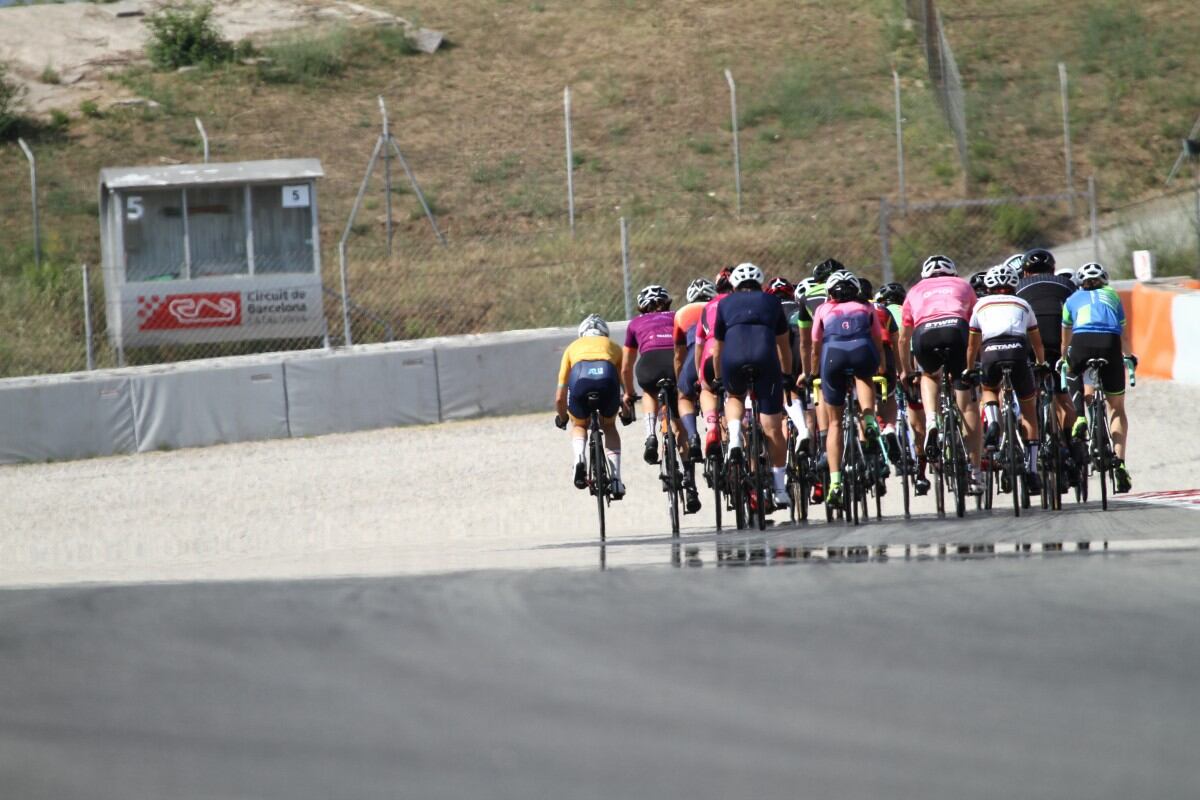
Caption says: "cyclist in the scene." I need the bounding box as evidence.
[694,267,735,457]
[812,270,885,506]
[801,258,842,503]
[1062,262,1135,493]
[874,282,914,471]
[968,270,989,300]
[858,278,901,468]
[1016,247,1078,486]
[555,314,627,499]
[899,254,984,494]
[673,277,717,513]
[622,285,680,467]
[964,263,1047,494]
[712,262,794,509]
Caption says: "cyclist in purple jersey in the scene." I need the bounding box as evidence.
[622,285,682,467]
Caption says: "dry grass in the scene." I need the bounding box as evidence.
[0,0,1198,375]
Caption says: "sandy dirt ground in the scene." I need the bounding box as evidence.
[0,0,406,113]
[0,376,1197,587]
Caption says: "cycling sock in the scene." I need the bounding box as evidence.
[817,430,827,453]
[785,399,808,439]
[644,413,656,438]
[728,419,743,449]
[983,401,1000,427]
[1026,442,1039,470]
[681,413,698,440]
[571,437,586,464]
[830,470,842,486]
[772,466,787,492]
[881,423,896,435]
[606,450,621,479]
[925,410,937,428]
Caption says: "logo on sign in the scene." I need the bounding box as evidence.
[137,292,242,330]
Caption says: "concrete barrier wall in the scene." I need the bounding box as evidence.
[0,322,629,464]
[1120,278,1200,384]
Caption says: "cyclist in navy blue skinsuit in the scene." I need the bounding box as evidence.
[712,262,794,509]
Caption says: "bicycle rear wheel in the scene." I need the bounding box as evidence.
[707,450,724,532]
[950,422,967,519]
[751,421,768,531]
[663,429,681,536]
[590,426,607,541]
[728,450,746,530]
[898,417,912,519]
[1005,406,1021,518]
[1095,404,1110,512]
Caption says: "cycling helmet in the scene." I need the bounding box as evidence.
[797,277,816,297]
[715,266,734,294]
[826,269,861,302]
[766,276,796,300]
[686,277,717,304]
[856,277,875,303]
[812,258,844,284]
[983,263,1020,292]
[635,284,671,312]
[1022,248,1055,274]
[729,262,765,289]
[1003,253,1025,272]
[1074,262,1108,287]
[968,271,988,298]
[875,281,906,305]
[920,254,957,278]
[578,314,609,338]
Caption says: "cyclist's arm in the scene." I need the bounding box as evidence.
[1061,303,1074,354]
[673,340,686,380]
[620,345,637,401]
[711,339,723,380]
[555,386,568,419]
[965,330,981,370]
[1029,327,1046,365]
[870,311,884,372]
[776,332,792,379]
[1118,300,1131,356]
[555,349,572,418]
[898,325,914,375]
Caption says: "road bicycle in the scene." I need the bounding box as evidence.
[827,369,878,526]
[977,363,1030,517]
[1036,367,1063,511]
[928,346,971,519]
[701,398,726,532]
[894,375,919,519]
[785,385,813,523]
[556,392,628,541]
[724,366,771,531]
[1076,356,1137,511]
[653,378,684,536]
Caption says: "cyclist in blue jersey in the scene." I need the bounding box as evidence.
[1061,262,1135,493]
[712,262,794,508]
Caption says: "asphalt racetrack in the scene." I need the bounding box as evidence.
[2,379,1200,798]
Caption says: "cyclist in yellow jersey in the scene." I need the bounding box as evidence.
[555,314,629,498]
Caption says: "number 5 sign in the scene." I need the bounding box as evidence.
[282,185,311,208]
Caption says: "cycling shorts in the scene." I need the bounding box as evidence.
[980,336,1035,399]
[567,360,621,419]
[1067,333,1124,395]
[820,343,879,407]
[913,317,970,389]
[678,345,699,398]
[721,357,784,415]
[634,348,680,413]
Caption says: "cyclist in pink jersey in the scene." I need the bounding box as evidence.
[622,285,680,466]
[694,267,734,456]
[898,254,983,493]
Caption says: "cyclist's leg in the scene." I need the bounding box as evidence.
[820,352,850,495]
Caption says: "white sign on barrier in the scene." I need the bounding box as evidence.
[1133,250,1155,282]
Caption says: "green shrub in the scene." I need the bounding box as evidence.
[40,65,61,85]
[742,60,885,139]
[259,29,348,85]
[79,100,102,119]
[145,3,234,70]
[991,202,1043,249]
[375,25,419,56]
[0,63,27,141]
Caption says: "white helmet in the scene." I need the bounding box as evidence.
[1074,262,1108,287]
[729,262,764,288]
[797,277,815,297]
[1002,253,1025,272]
[686,278,717,304]
[635,284,671,312]
[826,269,861,301]
[983,263,1020,291]
[921,254,957,278]
[578,314,609,338]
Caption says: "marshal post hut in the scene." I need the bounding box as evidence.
[98,159,327,356]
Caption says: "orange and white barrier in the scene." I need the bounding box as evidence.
[1117,279,1200,383]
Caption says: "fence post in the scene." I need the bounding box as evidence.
[17,138,40,270]
[620,216,632,320]
[1087,175,1099,264]
[893,69,906,214]
[380,96,394,255]
[879,197,893,283]
[81,263,95,371]
[1058,63,1076,216]
[725,69,742,215]
[564,86,576,234]
[387,137,446,247]
[194,117,210,163]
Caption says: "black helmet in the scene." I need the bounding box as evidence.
[1023,248,1055,274]
[875,281,906,305]
[856,277,874,303]
[812,258,844,284]
[968,271,988,298]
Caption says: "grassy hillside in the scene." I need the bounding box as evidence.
[0,0,1197,375]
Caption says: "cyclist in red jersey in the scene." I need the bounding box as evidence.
[694,267,735,456]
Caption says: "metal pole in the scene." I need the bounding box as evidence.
[1194,159,1200,278]
[620,217,632,320]
[194,117,209,163]
[387,137,446,246]
[893,69,906,214]
[17,138,40,270]
[379,96,394,255]
[81,263,95,370]
[564,86,576,234]
[1058,63,1076,216]
[1165,113,1200,185]
[1088,175,1100,264]
[339,136,387,347]
[879,197,893,283]
[725,69,742,215]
